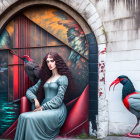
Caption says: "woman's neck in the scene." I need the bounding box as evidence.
[51,68,59,77]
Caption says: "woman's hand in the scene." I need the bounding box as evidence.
[33,106,43,112]
[34,98,40,109]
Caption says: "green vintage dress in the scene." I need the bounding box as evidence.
[14,75,68,140]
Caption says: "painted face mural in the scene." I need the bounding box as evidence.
[46,55,56,71]
[0,6,90,138]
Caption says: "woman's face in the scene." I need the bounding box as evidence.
[46,55,56,70]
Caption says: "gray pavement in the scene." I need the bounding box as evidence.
[1,136,140,140]
[102,136,140,140]
[55,136,140,140]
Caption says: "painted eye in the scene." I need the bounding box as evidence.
[46,60,49,63]
[50,60,54,62]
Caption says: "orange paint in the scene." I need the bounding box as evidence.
[5,20,14,36]
[23,8,70,45]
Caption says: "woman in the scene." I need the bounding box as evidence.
[14,52,72,140]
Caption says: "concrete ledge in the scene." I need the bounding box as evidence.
[103,136,139,140]
[55,136,139,140]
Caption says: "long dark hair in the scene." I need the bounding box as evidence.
[37,52,73,103]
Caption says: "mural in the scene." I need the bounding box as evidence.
[0,6,89,138]
[23,6,88,58]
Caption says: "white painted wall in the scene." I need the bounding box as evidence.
[95,0,140,135]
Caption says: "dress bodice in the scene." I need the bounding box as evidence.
[43,82,59,100]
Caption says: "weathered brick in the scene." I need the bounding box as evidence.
[91,18,102,31]
[78,0,90,13]
[82,3,96,19]
[68,0,84,9]
[87,12,99,25]
[97,34,106,44]
[94,26,104,37]
[107,39,140,52]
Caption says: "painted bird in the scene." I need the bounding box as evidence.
[21,55,40,84]
[9,50,40,84]
[110,75,140,138]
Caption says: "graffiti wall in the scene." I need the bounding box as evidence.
[0,5,89,138]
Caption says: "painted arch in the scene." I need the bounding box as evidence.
[0,0,107,138]
[0,2,98,139]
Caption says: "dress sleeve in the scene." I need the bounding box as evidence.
[26,79,41,103]
[42,75,68,110]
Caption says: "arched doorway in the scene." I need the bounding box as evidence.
[0,2,99,139]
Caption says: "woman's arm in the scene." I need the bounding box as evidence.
[26,79,41,103]
[42,75,68,110]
